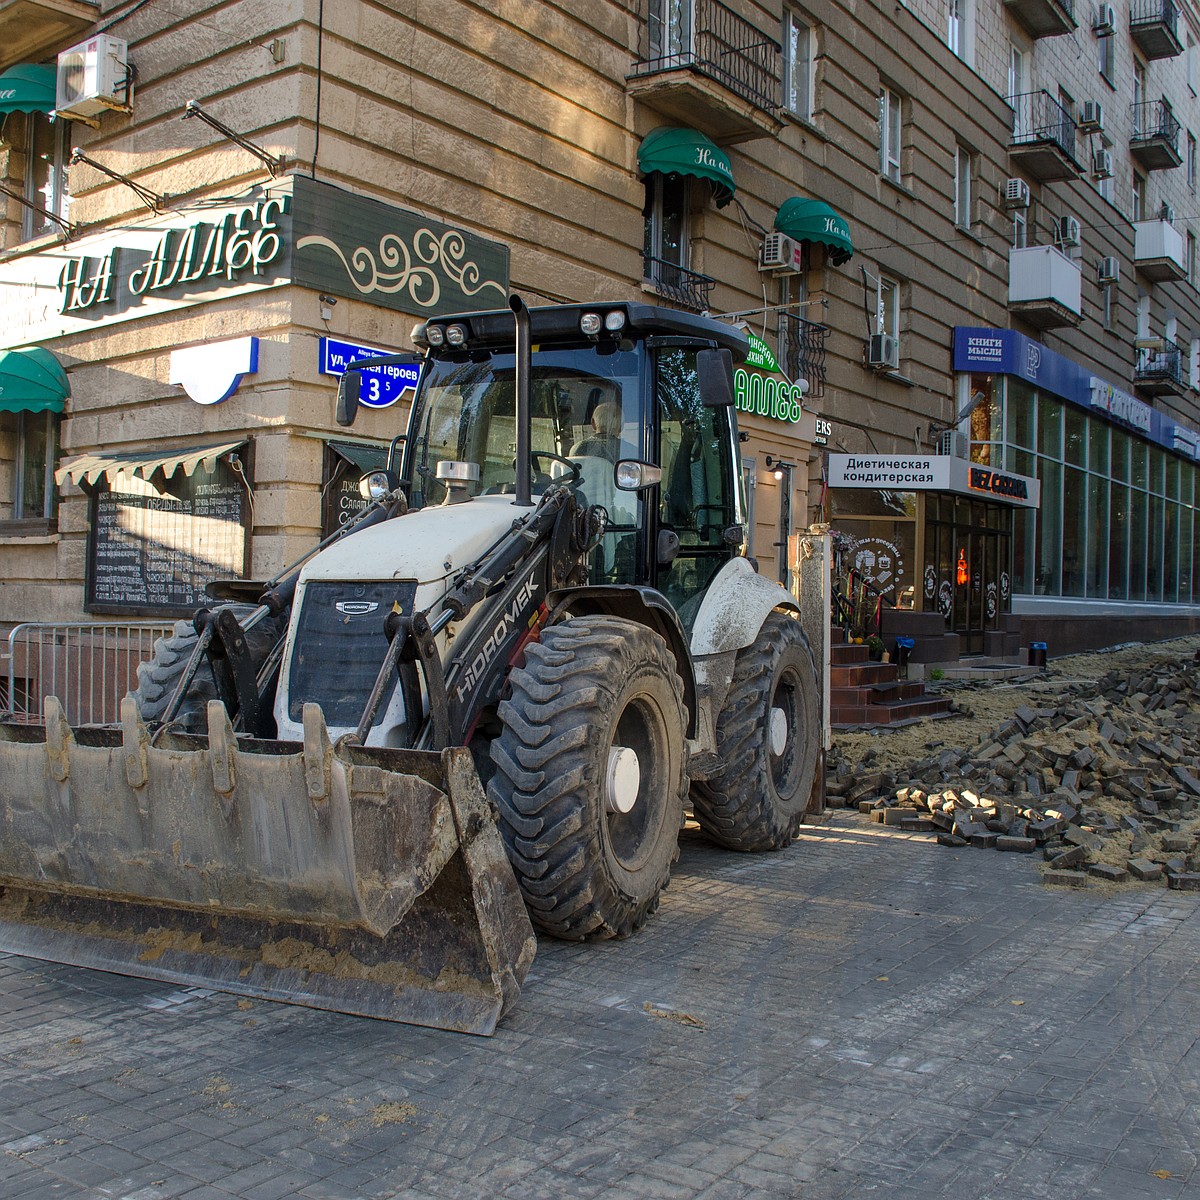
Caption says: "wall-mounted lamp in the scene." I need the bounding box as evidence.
[764,454,795,482]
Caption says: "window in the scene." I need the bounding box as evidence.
[2,410,57,528]
[22,113,71,241]
[643,171,690,291]
[1102,282,1116,331]
[1133,173,1147,222]
[1191,338,1200,389]
[954,144,973,227]
[1189,231,1197,283]
[1189,132,1197,191]
[783,11,812,120]
[877,274,900,343]
[879,87,902,182]
[1012,210,1027,248]
[1189,33,1197,94]
[1008,46,1025,98]
[1133,61,1146,133]
[1098,33,1114,84]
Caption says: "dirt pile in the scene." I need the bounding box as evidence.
[828,637,1200,888]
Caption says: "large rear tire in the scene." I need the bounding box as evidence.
[130,605,286,733]
[692,610,820,851]
[488,615,687,940]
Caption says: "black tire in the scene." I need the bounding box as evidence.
[692,610,820,852]
[130,605,285,733]
[488,615,687,940]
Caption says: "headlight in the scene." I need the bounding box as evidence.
[580,312,602,336]
[445,323,467,346]
[425,325,445,346]
[615,460,663,491]
[604,310,626,332]
[359,470,394,501]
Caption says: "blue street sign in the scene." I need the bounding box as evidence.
[319,337,420,409]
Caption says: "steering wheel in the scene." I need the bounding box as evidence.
[530,451,581,484]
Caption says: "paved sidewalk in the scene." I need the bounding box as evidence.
[2,812,1200,1200]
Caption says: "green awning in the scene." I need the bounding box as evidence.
[0,64,57,115]
[637,126,735,208]
[329,440,389,472]
[774,197,854,265]
[0,348,69,414]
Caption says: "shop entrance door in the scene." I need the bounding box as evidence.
[925,496,1011,657]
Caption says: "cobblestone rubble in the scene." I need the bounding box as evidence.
[830,647,1200,890]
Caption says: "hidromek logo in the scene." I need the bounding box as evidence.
[335,600,379,616]
[452,570,540,703]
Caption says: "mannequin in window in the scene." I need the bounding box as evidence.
[571,399,623,462]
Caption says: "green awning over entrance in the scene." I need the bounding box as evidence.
[638,127,736,208]
[0,347,69,414]
[774,197,854,265]
[0,64,57,115]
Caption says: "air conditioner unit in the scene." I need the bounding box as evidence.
[1093,3,1116,34]
[1097,256,1120,284]
[1160,203,1176,224]
[1079,100,1104,133]
[56,35,130,125]
[1092,149,1114,179]
[867,333,900,371]
[759,232,803,274]
[1002,178,1031,210]
[936,430,967,457]
[1056,215,1082,247]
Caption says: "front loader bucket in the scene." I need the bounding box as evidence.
[0,698,536,1036]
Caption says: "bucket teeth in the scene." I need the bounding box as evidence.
[302,702,332,806]
[43,696,72,784]
[206,699,237,807]
[120,696,150,801]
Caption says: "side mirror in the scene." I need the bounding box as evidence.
[697,348,735,407]
[336,370,362,426]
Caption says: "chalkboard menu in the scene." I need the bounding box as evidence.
[86,459,248,615]
[321,441,390,538]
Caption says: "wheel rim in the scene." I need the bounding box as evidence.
[769,665,805,798]
[604,692,670,871]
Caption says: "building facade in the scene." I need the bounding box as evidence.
[0,0,1197,664]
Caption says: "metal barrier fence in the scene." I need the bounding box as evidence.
[3,621,176,726]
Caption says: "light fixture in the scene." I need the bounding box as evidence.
[764,454,795,483]
[182,100,286,177]
[70,148,166,212]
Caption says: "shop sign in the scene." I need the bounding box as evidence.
[58,196,289,316]
[814,416,832,445]
[744,331,778,371]
[965,465,1029,501]
[1088,378,1152,435]
[828,454,950,488]
[293,177,509,316]
[319,337,419,409]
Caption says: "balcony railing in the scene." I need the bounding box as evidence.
[1130,0,1183,58]
[643,255,716,311]
[1135,339,1185,395]
[1007,90,1080,180]
[631,0,781,113]
[779,313,829,399]
[1130,99,1183,170]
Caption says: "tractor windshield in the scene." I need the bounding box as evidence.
[404,344,644,511]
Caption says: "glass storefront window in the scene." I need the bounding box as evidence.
[1180,505,1193,604]
[1088,422,1109,477]
[1165,456,1180,501]
[1110,430,1129,483]
[1064,408,1087,468]
[968,375,1001,465]
[1149,448,1165,497]
[1062,465,1086,597]
[1129,488,1148,600]
[1087,475,1108,598]
[1147,493,1165,601]
[1163,501,1179,603]
[1037,397,1062,458]
[1109,482,1129,599]
[1006,379,1035,450]
[1131,441,1148,490]
[1013,506,1034,594]
[1035,458,1062,594]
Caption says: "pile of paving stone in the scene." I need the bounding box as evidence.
[827,653,1200,890]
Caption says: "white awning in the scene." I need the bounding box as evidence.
[56,440,245,489]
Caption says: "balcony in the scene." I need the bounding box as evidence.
[1008,245,1083,330]
[643,254,716,311]
[1003,0,1076,38]
[779,313,829,400]
[0,0,95,71]
[1135,338,1185,395]
[628,0,782,143]
[1130,0,1183,59]
[1130,99,1182,170]
[1134,218,1187,281]
[1007,91,1081,181]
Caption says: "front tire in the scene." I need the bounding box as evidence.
[488,616,687,940]
[692,610,820,851]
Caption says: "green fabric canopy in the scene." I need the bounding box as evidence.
[0,64,57,115]
[0,348,69,414]
[638,127,736,208]
[774,197,854,264]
